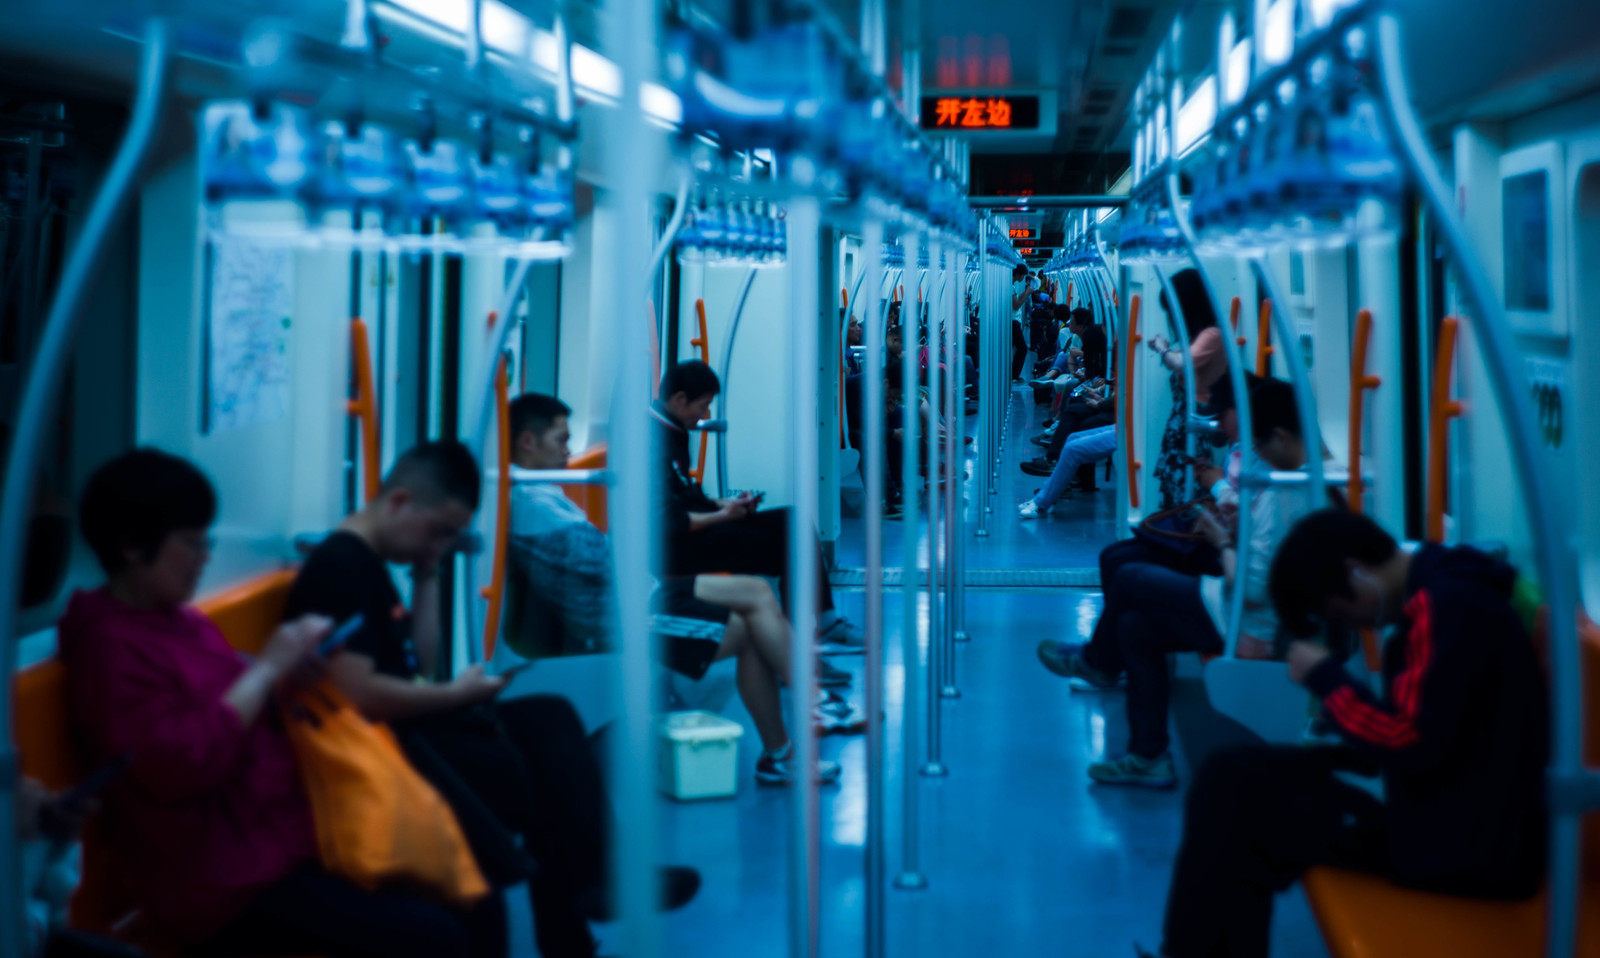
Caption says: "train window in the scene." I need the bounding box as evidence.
[1502,170,1551,312]
[1499,141,1567,337]
[1289,249,1306,296]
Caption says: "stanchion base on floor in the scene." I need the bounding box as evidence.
[940,686,962,698]
[894,872,929,890]
[920,761,948,777]
[954,630,970,642]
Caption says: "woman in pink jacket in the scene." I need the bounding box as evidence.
[59,449,504,957]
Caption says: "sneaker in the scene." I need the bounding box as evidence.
[884,502,905,520]
[816,658,853,687]
[815,689,854,717]
[817,615,865,654]
[1030,432,1055,447]
[814,708,868,736]
[1035,640,1124,691]
[756,748,843,786]
[1088,752,1178,789]
[1020,458,1056,477]
[1018,499,1047,519]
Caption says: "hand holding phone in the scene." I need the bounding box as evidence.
[318,614,365,658]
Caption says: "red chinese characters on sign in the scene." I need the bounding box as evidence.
[932,96,1017,129]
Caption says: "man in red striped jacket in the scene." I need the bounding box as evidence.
[1144,510,1548,958]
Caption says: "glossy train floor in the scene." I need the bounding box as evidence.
[524,381,1329,956]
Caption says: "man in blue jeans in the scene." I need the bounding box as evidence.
[1016,424,1118,518]
[1039,377,1311,787]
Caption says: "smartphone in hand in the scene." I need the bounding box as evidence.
[317,614,365,658]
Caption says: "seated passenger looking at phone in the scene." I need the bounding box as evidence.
[60,449,504,958]
[652,361,864,651]
[505,392,845,785]
[1021,375,1115,479]
[284,441,699,958]
[1044,377,1314,789]
[1147,511,1547,958]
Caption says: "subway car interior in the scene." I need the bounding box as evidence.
[2,0,1600,955]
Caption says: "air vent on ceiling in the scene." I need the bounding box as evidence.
[1076,125,1103,137]
[1087,87,1117,103]
[1102,43,1138,56]
[1083,104,1111,115]
[1106,6,1155,39]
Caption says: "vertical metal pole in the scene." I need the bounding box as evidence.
[0,26,168,958]
[1374,19,1583,958]
[953,248,971,639]
[977,219,993,531]
[601,0,659,951]
[860,214,888,958]
[786,193,822,958]
[942,252,964,696]
[1150,263,1199,503]
[922,241,948,776]
[1250,254,1326,506]
[895,228,928,890]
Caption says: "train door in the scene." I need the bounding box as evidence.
[1563,130,1600,609]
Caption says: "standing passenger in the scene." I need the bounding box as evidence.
[1148,269,1227,510]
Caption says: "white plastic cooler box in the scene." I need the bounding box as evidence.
[655,711,745,800]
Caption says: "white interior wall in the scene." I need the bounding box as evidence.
[1453,123,1525,560]
[137,156,349,592]
[1354,234,1407,534]
[679,261,794,505]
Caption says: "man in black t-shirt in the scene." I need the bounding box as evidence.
[652,361,865,650]
[284,441,698,958]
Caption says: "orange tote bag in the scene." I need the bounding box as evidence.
[283,682,490,906]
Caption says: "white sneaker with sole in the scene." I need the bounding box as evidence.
[1017,499,1048,519]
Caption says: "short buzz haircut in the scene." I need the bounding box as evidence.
[1270,509,1400,636]
[510,393,571,444]
[380,440,481,512]
[1249,377,1301,445]
[660,361,721,402]
[1013,264,1028,279]
[80,449,218,574]
[1069,307,1094,326]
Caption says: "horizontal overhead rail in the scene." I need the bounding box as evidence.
[967,195,1129,209]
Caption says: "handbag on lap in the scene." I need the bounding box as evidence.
[282,682,489,906]
[1132,496,1216,556]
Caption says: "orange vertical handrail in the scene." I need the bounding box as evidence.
[347,318,382,503]
[1427,317,1464,543]
[1347,308,1383,670]
[1123,295,1143,510]
[1255,299,1275,376]
[480,355,512,660]
[1230,296,1245,347]
[1347,309,1382,514]
[1066,280,1074,310]
[690,298,710,483]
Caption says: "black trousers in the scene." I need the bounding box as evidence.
[1045,404,1116,460]
[1086,537,1222,651]
[1161,746,1387,958]
[850,430,904,500]
[195,865,507,958]
[1011,322,1028,380]
[401,696,607,958]
[667,506,835,614]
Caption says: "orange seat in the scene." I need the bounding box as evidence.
[1304,612,1600,957]
[12,569,308,957]
[563,444,608,532]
